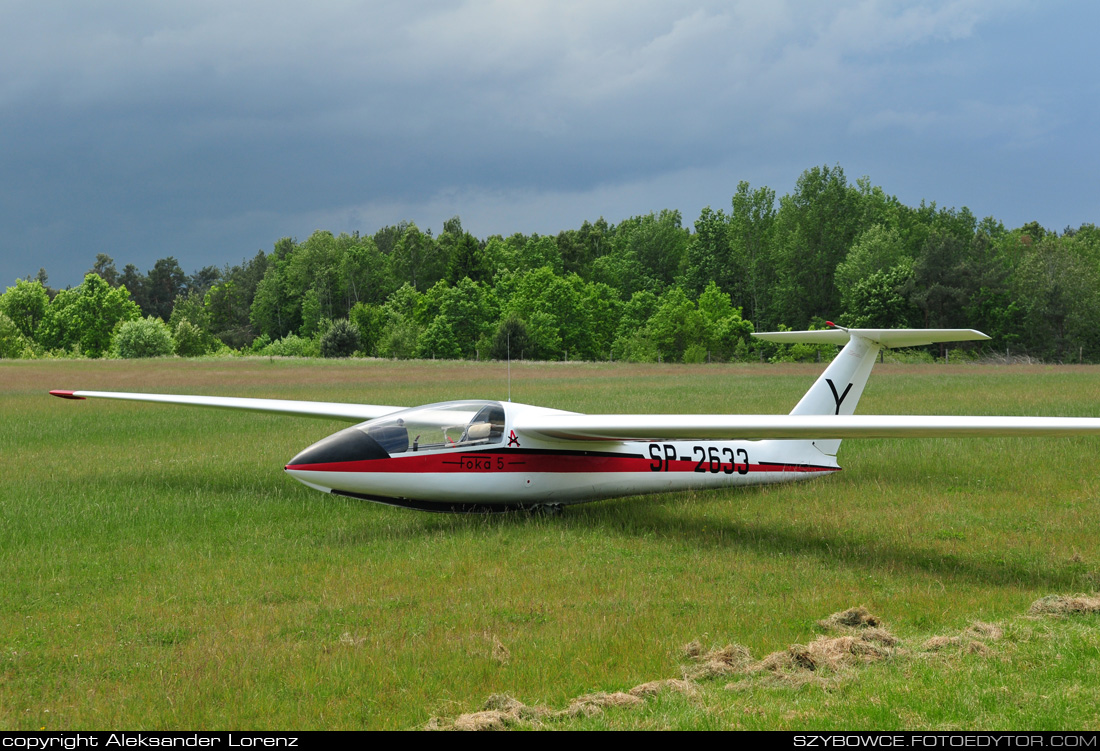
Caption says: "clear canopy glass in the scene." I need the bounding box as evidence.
[356,400,506,454]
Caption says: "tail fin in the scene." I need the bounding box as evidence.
[752,326,990,456]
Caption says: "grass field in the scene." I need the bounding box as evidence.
[2,357,1099,730]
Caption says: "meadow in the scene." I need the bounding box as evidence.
[2,356,1099,730]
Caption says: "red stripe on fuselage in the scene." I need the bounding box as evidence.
[285,450,838,475]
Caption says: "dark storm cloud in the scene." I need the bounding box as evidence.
[0,1,1096,287]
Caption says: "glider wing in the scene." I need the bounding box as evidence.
[515,413,1100,441]
[49,390,405,422]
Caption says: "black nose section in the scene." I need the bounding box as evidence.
[287,427,391,469]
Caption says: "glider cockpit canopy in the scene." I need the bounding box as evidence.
[287,400,508,468]
[361,400,506,454]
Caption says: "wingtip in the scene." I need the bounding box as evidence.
[49,390,85,400]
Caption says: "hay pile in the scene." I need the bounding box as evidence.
[921,619,1005,654]
[684,607,900,688]
[428,684,691,730]
[1028,594,1100,615]
[428,593,1099,730]
[682,642,754,679]
[751,629,896,675]
[426,694,552,731]
[628,678,698,698]
[817,606,881,629]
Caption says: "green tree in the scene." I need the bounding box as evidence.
[446,232,491,285]
[250,265,299,340]
[729,181,777,324]
[417,317,462,359]
[169,291,219,356]
[145,257,187,320]
[682,205,730,296]
[556,218,610,276]
[87,253,120,287]
[169,291,211,333]
[299,289,322,337]
[37,274,141,357]
[772,165,863,326]
[697,282,755,360]
[341,236,393,307]
[320,319,361,358]
[505,267,590,359]
[256,334,319,358]
[206,280,253,348]
[173,320,210,357]
[835,224,916,326]
[349,302,385,356]
[210,249,269,347]
[906,230,969,329]
[1011,235,1100,361]
[598,210,688,295]
[436,278,497,358]
[842,264,918,329]
[119,264,148,311]
[376,315,420,358]
[835,225,910,296]
[188,265,222,298]
[0,313,32,358]
[490,314,530,360]
[391,224,445,290]
[580,281,621,360]
[0,278,50,339]
[376,284,423,358]
[373,221,411,256]
[960,225,1018,347]
[645,287,703,362]
[611,290,659,358]
[111,316,174,358]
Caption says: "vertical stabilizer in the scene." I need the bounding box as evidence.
[784,332,880,456]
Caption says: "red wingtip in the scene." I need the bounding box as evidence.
[825,321,837,328]
[49,390,86,400]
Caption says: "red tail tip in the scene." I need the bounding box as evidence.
[49,390,85,400]
[825,321,837,328]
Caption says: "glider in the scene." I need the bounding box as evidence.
[50,326,1100,513]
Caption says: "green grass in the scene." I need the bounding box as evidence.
[1,357,1099,730]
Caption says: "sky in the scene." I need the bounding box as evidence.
[1,0,1097,288]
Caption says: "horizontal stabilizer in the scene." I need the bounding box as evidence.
[752,328,990,348]
[49,390,405,422]
[516,414,1100,441]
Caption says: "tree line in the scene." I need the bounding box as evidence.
[3,164,1098,363]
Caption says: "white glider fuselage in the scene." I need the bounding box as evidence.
[283,400,838,512]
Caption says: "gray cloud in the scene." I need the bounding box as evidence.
[0,0,1095,288]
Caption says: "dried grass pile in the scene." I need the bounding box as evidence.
[1029,594,1100,616]
[817,606,881,630]
[427,694,551,731]
[922,619,1004,654]
[681,642,754,679]
[429,595,1098,730]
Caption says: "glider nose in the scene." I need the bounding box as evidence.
[285,426,390,471]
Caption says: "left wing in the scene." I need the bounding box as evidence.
[515,413,1100,441]
[49,390,405,422]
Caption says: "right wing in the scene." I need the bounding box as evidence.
[49,390,405,423]
[515,413,1100,441]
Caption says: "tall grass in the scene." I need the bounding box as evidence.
[1,358,1098,729]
